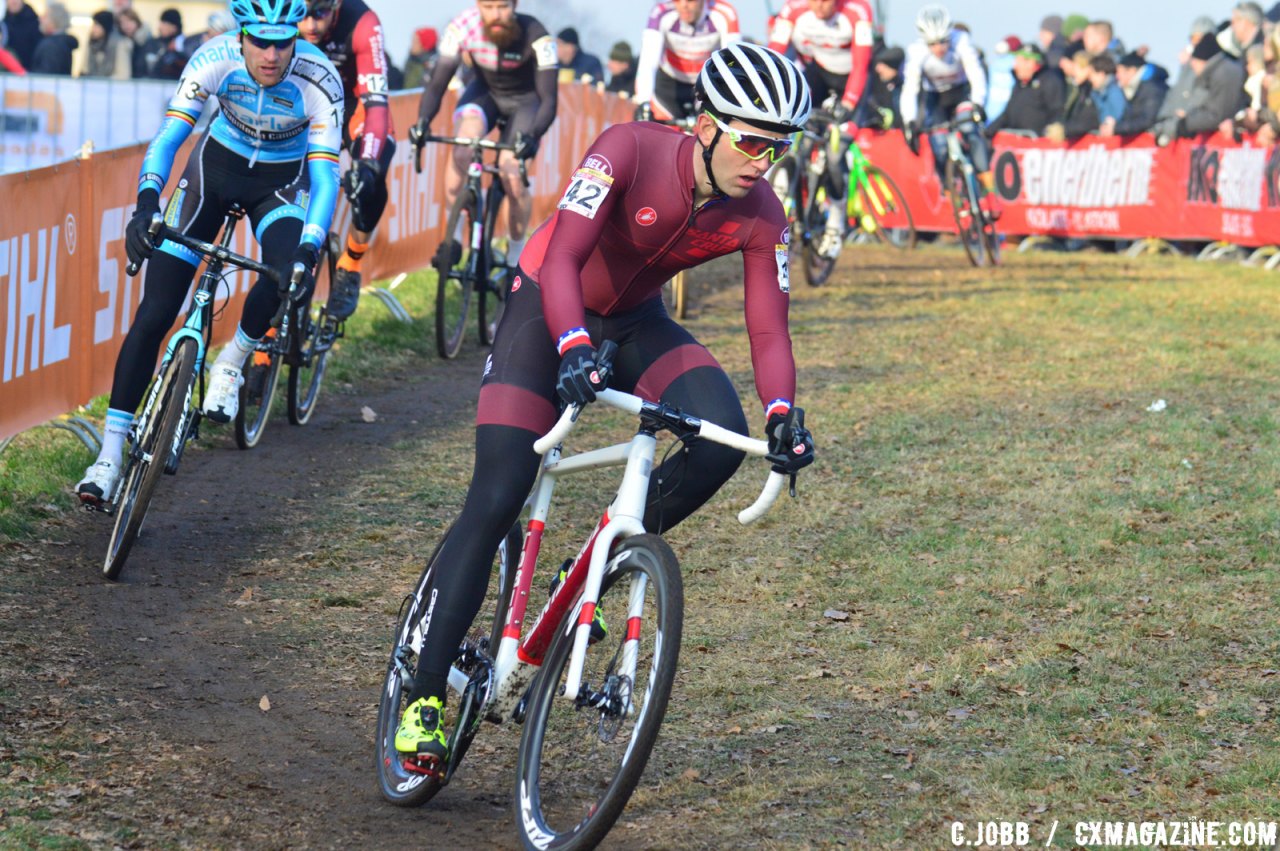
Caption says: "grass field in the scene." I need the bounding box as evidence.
[4,243,1280,848]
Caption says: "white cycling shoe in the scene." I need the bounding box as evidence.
[203,364,244,423]
[817,228,844,260]
[77,459,121,506]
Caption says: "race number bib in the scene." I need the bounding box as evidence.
[557,167,613,220]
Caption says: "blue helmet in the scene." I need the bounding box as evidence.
[230,0,306,38]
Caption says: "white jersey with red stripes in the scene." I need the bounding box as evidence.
[634,0,741,104]
[767,0,874,76]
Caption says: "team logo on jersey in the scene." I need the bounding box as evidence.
[512,275,522,292]
[780,226,790,245]
[582,154,612,177]
[635,207,657,226]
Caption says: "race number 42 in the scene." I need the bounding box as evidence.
[557,168,612,220]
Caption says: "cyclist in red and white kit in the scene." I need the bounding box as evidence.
[298,0,393,320]
[634,0,740,121]
[411,0,558,265]
[768,0,876,256]
[394,43,817,763]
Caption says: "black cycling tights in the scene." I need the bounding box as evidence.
[409,341,749,705]
[108,215,303,414]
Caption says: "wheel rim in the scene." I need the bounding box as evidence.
[235,345,281,448]
[436,199,476,359]
[288,304,329,425]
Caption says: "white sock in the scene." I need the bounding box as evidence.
[507,237,526,265]
[97,408,134,465]
[213,325,258,370]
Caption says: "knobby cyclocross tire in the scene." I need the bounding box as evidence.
[858,166,917,250]
[478,182,507,347]
[234,331,282,449]
[375,522,522,807]
[288,236,337,425]
[102,337,199,580]
[514,534,683,851]
[980,198,1002,267]
[801,165,838,287]
[945,157,987,267]
[435,188,479,359]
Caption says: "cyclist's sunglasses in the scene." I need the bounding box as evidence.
[242,28,297,50]
[304,2,337,19]
[704,112,792,163]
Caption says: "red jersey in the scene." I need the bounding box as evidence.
[768,0,875,108]
[520,123,797,416]
[310,0,392,158]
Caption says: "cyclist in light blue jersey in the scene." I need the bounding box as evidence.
[77,0,344,506]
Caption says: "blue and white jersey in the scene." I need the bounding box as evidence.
[138,35,344,249]
[900,29,987,126]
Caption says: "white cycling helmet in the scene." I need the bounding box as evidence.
[916,4,952,43]
[695,43,811,134]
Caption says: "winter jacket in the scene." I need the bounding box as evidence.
[1063,80,1100,137]
[1182,53,1247,135]
[987,66,1066,135]
[1091,78,1127,125]
[1113,67,1169,135]
[3,3,40,69]
[29,32,77,76]
[84,32,132,79]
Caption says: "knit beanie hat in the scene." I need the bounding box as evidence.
[1191,32,1221,60]
[1040,14,1063,36]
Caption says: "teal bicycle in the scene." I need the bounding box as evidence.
[96,205,305,580]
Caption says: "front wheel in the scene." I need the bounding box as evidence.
[234,330,282,449]
[801,176,838,287]
[514,535,683,850]
[103,338,198,580]
[435,189,480,359]
[287,300,332,425]
[856,166,917,249]
[946,157,987,267]
[478,185,510,347]
[375,522,522,807]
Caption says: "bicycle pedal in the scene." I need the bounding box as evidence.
[401,754,443,777]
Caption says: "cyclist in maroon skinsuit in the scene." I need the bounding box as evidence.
[394,44,818,762]
[299,0,394,320]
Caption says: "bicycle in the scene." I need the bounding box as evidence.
[234,230,341,448]
[929,116,1001,267]
[91,206,306,581]
[845,135,916,250]
[768,109,844,287]
[374,341,800,849]
[409,124,528,359]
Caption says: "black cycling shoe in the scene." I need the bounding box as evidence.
[326,267,361,320]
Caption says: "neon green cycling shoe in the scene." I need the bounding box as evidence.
[549,561,609,644]
[395,696,448,761]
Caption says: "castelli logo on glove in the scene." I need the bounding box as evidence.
[589,370,601,384]
[793,444,805,454]
[512,275,522,292]
[636,207,657,226]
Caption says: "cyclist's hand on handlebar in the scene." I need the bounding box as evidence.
[343,157,379,208]
[279,242,320,299]
[903,122,921,155]
[556,344,603,408]
[831,101,854,125]
[409,121,426,172]
[512,131,539,161]
[765,407,815,475]
[125,191,163,269]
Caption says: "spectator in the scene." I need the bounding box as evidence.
[183,10,234,56]
[1152,16,1217,143]
[1039,14,1070,69]
[143,7,187,79]
[864,45,904,129]
[1088,54,1126,135]
[1055,48,1096,139]
[83,9,131,79]
[29,1,76,75]
[1103,51,1168,136]
[556,27,603,83]
[1162,35,1246,143]
[0,21,25,73]
[605,40,635,96]
[1082,20,1123,61]
[1228,43,1267,136]
[115,7,151,77]
[4,0,39,69]
[985,35,1021,123]
[987,43,1066,136]
[1220,2,1264,58]
[1057,13,1088,78]
[403,26,438,88]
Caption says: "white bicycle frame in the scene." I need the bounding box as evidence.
[443,387,787,720]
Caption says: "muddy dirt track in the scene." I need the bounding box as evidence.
[1,346,562,850]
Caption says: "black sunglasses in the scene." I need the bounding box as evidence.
[242,28,297,50]
[304,3,337,19]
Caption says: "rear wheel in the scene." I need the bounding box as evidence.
[801,178,838,287]
[946,157,986,267]
[103,338,198,581]
[857,166,917,249]
[376,522,522,807]
[515,535,683,850]
[234,330,282,449]
[435,189,479,359]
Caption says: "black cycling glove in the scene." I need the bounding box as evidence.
[125,189,162,268]
[556,344,601,408]
[765,407,816,475]
[513,131,539,161]
[278,242,320,300]
[343,157,380,211]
